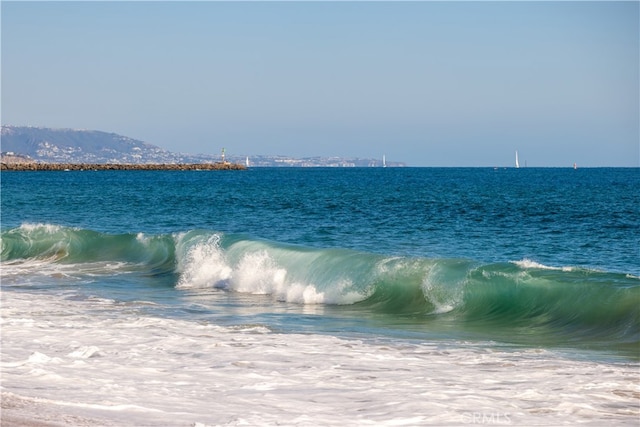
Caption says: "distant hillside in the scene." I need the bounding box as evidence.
[1,125,405,167]
[0,126,193,164]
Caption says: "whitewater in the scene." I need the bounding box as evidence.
[1,167,639,426]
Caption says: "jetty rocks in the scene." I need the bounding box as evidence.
[1,162,247,171]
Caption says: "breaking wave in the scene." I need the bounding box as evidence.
[3,224,638,352]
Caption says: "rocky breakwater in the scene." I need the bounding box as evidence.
[0,162,247,171]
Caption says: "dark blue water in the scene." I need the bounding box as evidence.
[2,168,639,357]
[3,168,638,272]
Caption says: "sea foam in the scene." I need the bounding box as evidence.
[2,289,638,427]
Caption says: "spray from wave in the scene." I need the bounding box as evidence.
[175,230,372,305]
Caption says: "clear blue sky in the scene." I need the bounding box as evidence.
[2,1,638,167]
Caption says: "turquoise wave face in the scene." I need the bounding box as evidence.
[3,224,639,355]
[1,224,176,274]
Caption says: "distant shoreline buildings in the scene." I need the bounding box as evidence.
[1,125,406,167]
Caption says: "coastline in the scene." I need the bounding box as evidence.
[0,162,247,171]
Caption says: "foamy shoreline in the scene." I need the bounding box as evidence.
[1,392,114,427]
[2,288,639,427]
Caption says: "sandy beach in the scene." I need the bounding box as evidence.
[1,392,113,427]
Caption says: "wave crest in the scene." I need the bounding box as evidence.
[175,232,231,289]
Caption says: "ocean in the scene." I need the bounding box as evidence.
[1,167,638,426]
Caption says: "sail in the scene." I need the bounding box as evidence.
[515,151,520,168]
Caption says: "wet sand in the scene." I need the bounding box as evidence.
[1,393,113,427]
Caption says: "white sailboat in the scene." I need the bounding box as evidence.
[245,156,250,167]
[383,155,387,168]
[515,151,520,169]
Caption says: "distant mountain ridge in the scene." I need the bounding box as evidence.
[0,125,405,167]
[0,126,193,164]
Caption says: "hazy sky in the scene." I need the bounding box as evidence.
[2,1,638,167]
